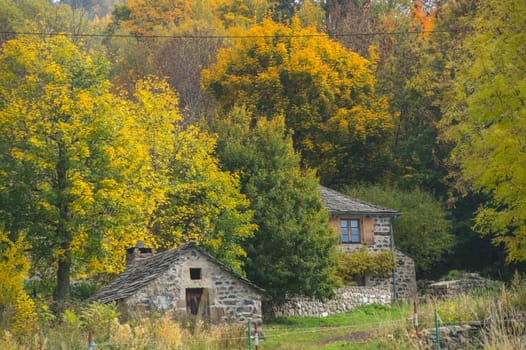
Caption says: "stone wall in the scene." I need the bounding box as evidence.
[263,286,391,319]
[424,323,484,350]
[394,249,417,299]
[122,248,262,324]
[423,274,494,297]
[365,249,416,300]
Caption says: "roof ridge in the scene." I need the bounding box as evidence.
[319,185,398,215]
[90,242,263,304]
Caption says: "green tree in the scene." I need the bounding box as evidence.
[202,18,395,186]
[270,0,298,22]
[342,184,454,277]
[211,108,339,302]
[439,0,526,262]
[297,0,325,30]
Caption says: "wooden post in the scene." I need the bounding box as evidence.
[247,320,252,350]
[413,301,419,338]
[254,321,259,350]
[87,331,96,350]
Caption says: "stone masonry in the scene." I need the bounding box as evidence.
[264,286,391,319]
[338,216,417,300]
[91,243,264,324]
[121,247,262,323]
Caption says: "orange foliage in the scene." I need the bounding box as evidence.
[411,0,435,32]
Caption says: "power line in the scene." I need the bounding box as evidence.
[0,29,467,40]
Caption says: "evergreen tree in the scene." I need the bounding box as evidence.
[211,108,339,303]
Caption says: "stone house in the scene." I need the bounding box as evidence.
[320,186,417,299]
[90,241,264,323]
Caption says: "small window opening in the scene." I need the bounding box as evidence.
[190,268,202,280]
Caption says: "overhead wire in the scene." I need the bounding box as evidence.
[0,29,468,40]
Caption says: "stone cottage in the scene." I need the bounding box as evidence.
[320,186,417,299]
[90,241,264,324]
[265,187,418,319]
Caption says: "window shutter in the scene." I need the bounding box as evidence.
[363,216,374,244]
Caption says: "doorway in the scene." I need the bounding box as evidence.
[185,288,209,318]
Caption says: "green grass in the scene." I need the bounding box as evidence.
[260,303,413,349]
[319,339,401,350]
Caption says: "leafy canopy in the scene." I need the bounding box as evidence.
[439,0,526,262]
[211,108,339,302]
[0,35,156,301]
[202,18,395,186]
[0,36,254,303]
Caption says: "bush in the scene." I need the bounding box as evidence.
[80,302,119,342]
[337,248,395,285]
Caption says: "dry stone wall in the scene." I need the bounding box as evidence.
[425,275,494,297]
[424,323,484,350]
[263,286,391,319]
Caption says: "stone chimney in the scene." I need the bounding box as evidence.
[126,240,154,267]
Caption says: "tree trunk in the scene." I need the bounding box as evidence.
[56,252,71,302]
[55,142,72,309]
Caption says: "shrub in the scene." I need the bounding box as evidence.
[337,248,395,285]
[80,302,119,342]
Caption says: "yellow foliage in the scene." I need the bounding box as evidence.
[0,231,38,337]
[203,18,395,181]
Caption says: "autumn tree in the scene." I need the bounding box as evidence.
[0,36,150,306]
[119,78,256,273]
[0,36,254,308]
[0,231,38,336]
[106,0,236,121]
[0,0,106,49]
[270,0,298,22]
[439,0,526,262]
[202,18,395,186]
[59,0,122,20]
[326,0,380,58]
[215,0,272,28]
[211,108,339,302]
[297,0,326,30]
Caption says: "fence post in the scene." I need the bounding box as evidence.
[87,331,96,350]
[413,301,419,338]
[254,321,259,350]
[247,319,252,350]
[434,309,440,350]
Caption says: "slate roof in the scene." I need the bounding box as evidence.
[319,186,399,216]
[90,242,264,304]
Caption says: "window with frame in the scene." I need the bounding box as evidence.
[340,219,361,243]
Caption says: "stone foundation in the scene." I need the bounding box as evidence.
[263,286,391,319]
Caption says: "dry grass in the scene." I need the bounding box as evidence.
[0,314,247,350]
[1,276,524,349]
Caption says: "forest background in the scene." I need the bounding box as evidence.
[0,0,524,334]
